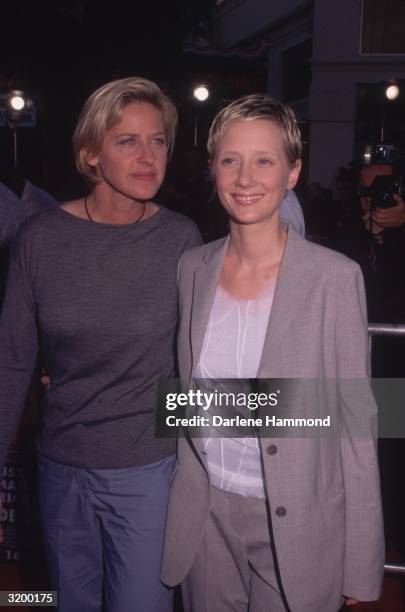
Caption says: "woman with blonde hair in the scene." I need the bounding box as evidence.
[0,77,200,612]
[162,94,384,611]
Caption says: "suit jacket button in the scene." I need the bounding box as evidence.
[275,506,287,517]
[266,444,278,455]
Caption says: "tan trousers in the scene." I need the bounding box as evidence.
[181,485,286,612]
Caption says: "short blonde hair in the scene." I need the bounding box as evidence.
[73,77,178,183]
[207,93,302,167]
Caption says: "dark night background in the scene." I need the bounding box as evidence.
[0,1,265,207]
[2,3,405,609]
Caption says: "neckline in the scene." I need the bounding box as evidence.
[54,203,165,228]
[217,279,276,303]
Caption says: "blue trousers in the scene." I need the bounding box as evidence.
[38,454,175,612]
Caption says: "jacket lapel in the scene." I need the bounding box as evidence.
[188,228,316,380]
[185,227,316,466]
[189,235,229,380]
[185,236,229,467]
[257,227,316,375]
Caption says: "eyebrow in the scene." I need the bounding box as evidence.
[218,149,279,156]
[115,131,166,138]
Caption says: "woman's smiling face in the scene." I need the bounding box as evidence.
[212,118,301,227]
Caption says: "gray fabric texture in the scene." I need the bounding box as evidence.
[161,227,384,609]
[0,205,201,470]
[181,485,284,612]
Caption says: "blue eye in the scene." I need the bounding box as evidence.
[152,137,166,146]
[258,158,272,166]
[220,157,236,165]
[119,137,136,145]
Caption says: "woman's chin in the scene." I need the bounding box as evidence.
[228,211,280,228]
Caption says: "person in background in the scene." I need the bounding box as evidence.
[360,160,405,323]
[0,161,57,248]
[0,77,201,612]
[0,182,27,248]
[0,162,57,304]
[279,188,305,237]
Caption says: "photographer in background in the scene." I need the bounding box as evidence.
[360,145,405,323]
[361,146,405,562]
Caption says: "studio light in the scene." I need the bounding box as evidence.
[0,90,37,168]
[9,92,26,112]
[2,90,36,126]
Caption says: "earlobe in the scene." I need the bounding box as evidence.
[84,149,98,168]
[287,159,302,189]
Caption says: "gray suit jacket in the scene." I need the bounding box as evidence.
[161,227,385,611]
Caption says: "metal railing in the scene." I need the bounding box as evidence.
[368,322,405,355]
[368,323,405,576]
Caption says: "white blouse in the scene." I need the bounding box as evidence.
[195,281,275,498]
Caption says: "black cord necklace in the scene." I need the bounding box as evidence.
[84,196,146,224]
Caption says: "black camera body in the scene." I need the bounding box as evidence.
[359,175,404,209]
[360,144,404,209]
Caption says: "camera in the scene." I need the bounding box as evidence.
[359,175,404,209]
[359,144,404,209]
[362,144,400,166]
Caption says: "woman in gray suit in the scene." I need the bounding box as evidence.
[161,94,385,611]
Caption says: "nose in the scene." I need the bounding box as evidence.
[138,141,155,165]
[235,161,254,188]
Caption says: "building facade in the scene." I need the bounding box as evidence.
[215,0,405,188]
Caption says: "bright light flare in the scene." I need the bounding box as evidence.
[9,94,25,111]
[193,85,209,102]
[385,84,400,101]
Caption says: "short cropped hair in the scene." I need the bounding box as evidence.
[73,77,178,183]
[207,93,302,167]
